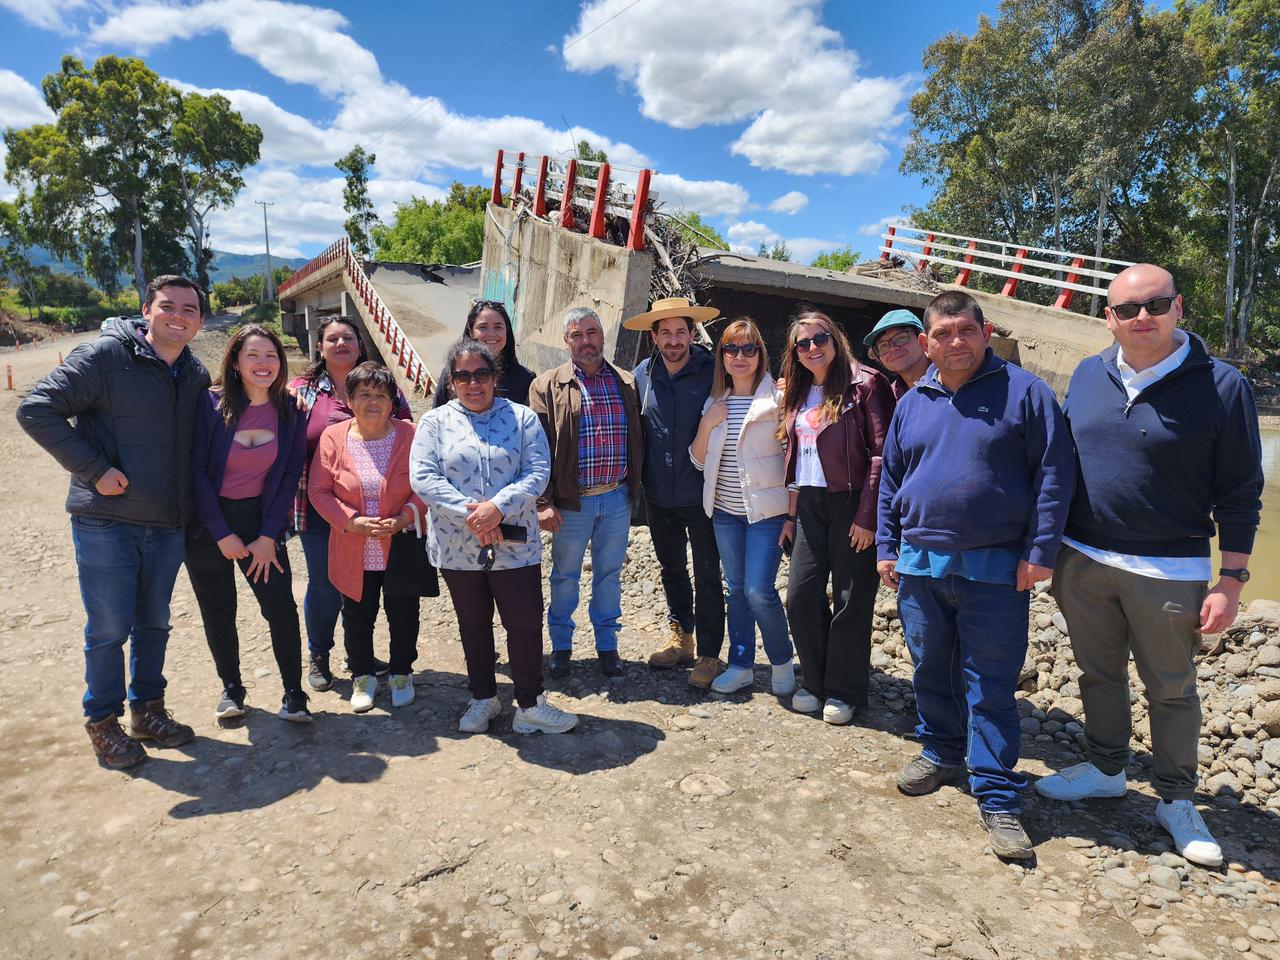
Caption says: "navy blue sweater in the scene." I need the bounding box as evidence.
[1063,334,1263,557]
[634,344,716,508]
[876,349,1075,568]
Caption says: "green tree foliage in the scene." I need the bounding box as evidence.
[576,139,608,164]
[757,240,792,261]
[336,145,379,259]
[810,245,860,271]
[211,265,295,308]
[668,210,729,251]
[372,182,489,265]
[0,198,47,318]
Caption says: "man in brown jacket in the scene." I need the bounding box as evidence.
[529,306,644,679]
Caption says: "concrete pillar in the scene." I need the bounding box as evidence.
[304,304,319,359]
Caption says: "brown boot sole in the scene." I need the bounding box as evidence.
[129,725,195,748]
[648,654,695,669]
[94,747,146,769]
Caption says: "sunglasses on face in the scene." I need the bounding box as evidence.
[872,330,916,356]
[721,342,760,358]
[1109,296,1176,321]
[794,331,832,352]
[451,368,495,385]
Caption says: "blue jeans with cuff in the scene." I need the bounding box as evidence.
[547,487,631,652]
[712,510,792,669]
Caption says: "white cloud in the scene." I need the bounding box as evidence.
[0,70,57,201]
[768,190,808,215]
[858,214,908,237]
[0,0,92,32]
[726,220,780,253]
[651,173,747,217]
[562,0,911,176]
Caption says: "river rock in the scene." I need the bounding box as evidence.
[1225,653,1254,677]
[678,773,732,797]
[1205,771,1242,797]
[1148,865,1181,891]
[1258,645,1280,668]
[1254,700,1280,736]
[1249,599,1280,624]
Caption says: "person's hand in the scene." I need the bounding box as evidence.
[347,516,387,538]
[1016,560,1053,592]
[465,501,504,536]
[477,527,506,547]
[380,509,414,536]
[95,467,129,496]
[1200,579,1243,634]
[848,523,874,552]
[701,400,728,430]
[779,518,795,550]
[538,505,562,533]
[245,536,284,583]
[877,559,899,590]
[216,533,250,561]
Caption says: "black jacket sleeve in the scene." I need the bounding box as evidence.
[15,340,113,486]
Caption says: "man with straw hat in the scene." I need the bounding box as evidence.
[627,296,726,690]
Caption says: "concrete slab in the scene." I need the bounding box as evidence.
[366,262,480,382]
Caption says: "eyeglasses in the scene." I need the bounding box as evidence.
[872,330,916,356]
[794,332,832,352]
[721,342,760,358]
[1109,296,1176,321]
[451,368,495,385]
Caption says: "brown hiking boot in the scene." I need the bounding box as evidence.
[129,698,195,747]
[85,715,146,769]
[689,656,723,690]
[648,622,695,668]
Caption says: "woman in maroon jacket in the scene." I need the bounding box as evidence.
[778,308,894,725]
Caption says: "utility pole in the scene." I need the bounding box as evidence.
[256,200,276,302]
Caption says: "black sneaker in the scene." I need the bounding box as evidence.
[279,689,313,723]
[895,755,965,796]
[215,684,247,720]
[546,649,572,679]
[979,809,1033,859]
[308,655,333,692]
[345,656,391,678]
[597,650,624,677]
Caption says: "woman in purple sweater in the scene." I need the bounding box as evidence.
[187,324,310,722]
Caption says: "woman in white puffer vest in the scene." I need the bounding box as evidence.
[689,317,796,696]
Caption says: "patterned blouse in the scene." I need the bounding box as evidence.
[348,431,397,571]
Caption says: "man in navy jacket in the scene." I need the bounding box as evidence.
[1036,264,1263,867]
[877,290,1074,860]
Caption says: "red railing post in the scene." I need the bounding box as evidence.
[955,240,978,286]
[1001,248,1029,297]
[1054,256,1086,311]
[880,225,896,261]
[919,233,935,271]
[559,159,578,230]
[491,149,505,206]
[511,152,525,198]
[533,156,550,218]
[626,168,651,252]
[588,162,610,240]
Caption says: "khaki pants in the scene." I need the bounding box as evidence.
[1052,545,1207,801]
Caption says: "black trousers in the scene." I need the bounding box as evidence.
[341,570,419,677]
[442,564,544,708]
[785,487,878,707]
[646,499,725,657]
[185,496,303,693]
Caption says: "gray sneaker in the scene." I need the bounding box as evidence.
[979,809,1033,859]
[895,755,965,796]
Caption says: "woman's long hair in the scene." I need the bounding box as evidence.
[777,307,855,440]
[217,324,292,428]
[299,315,368,385]
[464,300,518,375]
[711,317,769,399]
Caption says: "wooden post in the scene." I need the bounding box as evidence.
[627,168,652,252]
[491,149,505,206]
[1001,248,1029,297]
[559,159,578,230]
[511,151,526,197]
[533,156,550,218]
[588,162,611,239]
[955,240,978,286]
[919,233,935,271]
[880,225,896,261]
[1054,256,1086,311]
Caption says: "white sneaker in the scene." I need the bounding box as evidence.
[711,665,754,694]
[771,661,797,696]
[458,697,501,733]
[512,694,578,734]
[389,674,415,707]
[1035,761,1126,801]
[792,688,820,713]
[350,675,377,713]
[1156,799,1223,867]
[823,698,854,725]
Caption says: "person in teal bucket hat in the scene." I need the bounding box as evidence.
[864,309,928,399]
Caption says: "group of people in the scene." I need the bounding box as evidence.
[17,262,1263,866]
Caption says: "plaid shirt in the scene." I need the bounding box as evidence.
[576,364,628,489]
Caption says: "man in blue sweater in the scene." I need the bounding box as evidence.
[1035,264,1263,867]
[877,290,1075,859]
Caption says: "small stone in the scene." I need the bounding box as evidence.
[1253,699,1280,737]
[1205,771,1242,797]
[678,773,732,797]
[1106,867,1142,890]
[1052,611,1069,634]
[1148,865,1181,891]
[1250,926,1279,943]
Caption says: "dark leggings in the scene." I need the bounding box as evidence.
[442,564,544,708]
[341,570,420,676]
[185,496,303,693]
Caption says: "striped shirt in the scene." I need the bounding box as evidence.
[712,396,755,515]
[576,364,628,489]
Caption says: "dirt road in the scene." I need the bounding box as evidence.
[1,331,1277,960]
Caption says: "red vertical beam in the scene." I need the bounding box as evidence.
[511,151,525,197]
[588,162,611,239]
[1054,256,1086,311]
[919,232,935,271]
[1001,248,1029,297]
[491,149,505,205]
[559,159,578,229]
[955,240,978,286]
[880,225,896,261]
[533,156,549,217]
[626,168,651,252]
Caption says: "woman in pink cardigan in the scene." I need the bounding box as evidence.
[308,362,433,713]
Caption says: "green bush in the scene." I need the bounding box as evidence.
[231,303,298,351]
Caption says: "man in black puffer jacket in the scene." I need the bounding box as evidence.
[18,275,210,769]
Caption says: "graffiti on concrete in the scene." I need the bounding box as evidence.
[481,263,519,333]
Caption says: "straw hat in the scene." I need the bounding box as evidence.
[622,296,719,331]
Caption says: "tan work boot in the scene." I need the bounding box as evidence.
[129,698,195,747]
[689,656,724,690]
[648,622,695,669]
[85,715,146,769]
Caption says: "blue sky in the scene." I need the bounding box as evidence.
[0,0,999,263]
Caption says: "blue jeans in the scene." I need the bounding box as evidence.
[70,516,187,720]
[898,573,1030,813]
[712,510,792,668]
[299,516,343,657]
[548,487,631,652]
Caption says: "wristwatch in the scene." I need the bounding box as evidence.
[1219,568,1251,583]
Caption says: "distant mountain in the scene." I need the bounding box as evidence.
[15,246,309,283]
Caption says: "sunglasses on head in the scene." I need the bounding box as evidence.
[721,342,760,358]
[451,368,495,385]
[1109,296,1176,321]
[794,331,832,352]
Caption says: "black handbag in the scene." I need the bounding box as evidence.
[384,529,440,598]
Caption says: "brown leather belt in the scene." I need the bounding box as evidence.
[579,480,623,497]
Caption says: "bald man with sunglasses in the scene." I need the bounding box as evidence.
[1036,264,1264,867]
